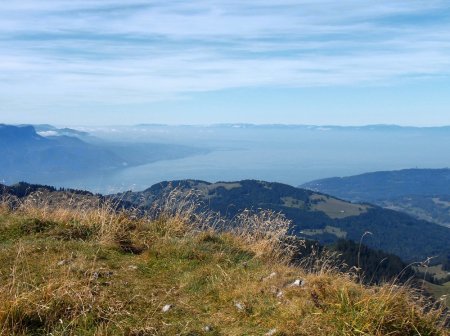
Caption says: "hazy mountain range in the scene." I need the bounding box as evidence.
[302,169,450,228]
[0,124,207,186]
[3,123,450,193]
[0,124,122,183]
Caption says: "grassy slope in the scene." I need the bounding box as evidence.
[424,281,450,309]
[0,203,448,336]
[118,180,450,263]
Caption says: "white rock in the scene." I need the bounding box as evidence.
[263,272,277,281]
[162,304,172,312]
[288,279,306,287]
[235,302,245,311]
[203,325,213,332]
[292,279,301,286]
[265,328,277,336]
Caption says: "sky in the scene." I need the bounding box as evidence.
[1,0,450,126]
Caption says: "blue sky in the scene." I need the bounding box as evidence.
[1,0,450,126]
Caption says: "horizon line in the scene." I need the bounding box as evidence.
[7,122,450,129]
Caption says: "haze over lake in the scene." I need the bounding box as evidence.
[57,124,450,194]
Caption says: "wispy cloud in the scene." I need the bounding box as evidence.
[1,0,450,109]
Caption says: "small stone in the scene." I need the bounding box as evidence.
[57,260,68,266]
[235,302,245,311]
[92,269,113,279]
[162,304,172,312]
[287,279,306,287]
[262,272,277,281]
[276,290,283,298]
[128,265,138,270]
[265,328,277,336]
[203,325,213,332]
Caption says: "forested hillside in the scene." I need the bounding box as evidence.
[116,179,450,263]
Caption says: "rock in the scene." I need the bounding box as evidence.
[162,304,172,313]
[265,328,277,336]
[203,325,213,332]
[57,260,68,266]
[291,279,301,287]
[128,265,138,270]
[91,268,113,280]
[287,279,306,287]
[269,286,283,298]
[235,302,245,311]
[262,272,277,281]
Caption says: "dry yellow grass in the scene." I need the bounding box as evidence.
[0,194,448,335]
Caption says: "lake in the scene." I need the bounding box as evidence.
[61,125,450,194]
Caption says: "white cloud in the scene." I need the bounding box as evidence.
[37,130,58,137]
[1,0,450,109]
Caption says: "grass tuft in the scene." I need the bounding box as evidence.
[0,195,448,335]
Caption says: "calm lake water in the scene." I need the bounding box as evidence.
[61,125,450,194]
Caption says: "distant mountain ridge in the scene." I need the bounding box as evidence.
[0,124,209,186]
[136,123,450,131]
[302,168,450,201]
[0,124,124,184]
[301,168,450,227]
[0,124,41,142]
[29,124,90,138]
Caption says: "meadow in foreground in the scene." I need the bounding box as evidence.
[0,193,447,335]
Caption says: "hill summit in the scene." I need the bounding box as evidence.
[116,179,450,263]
